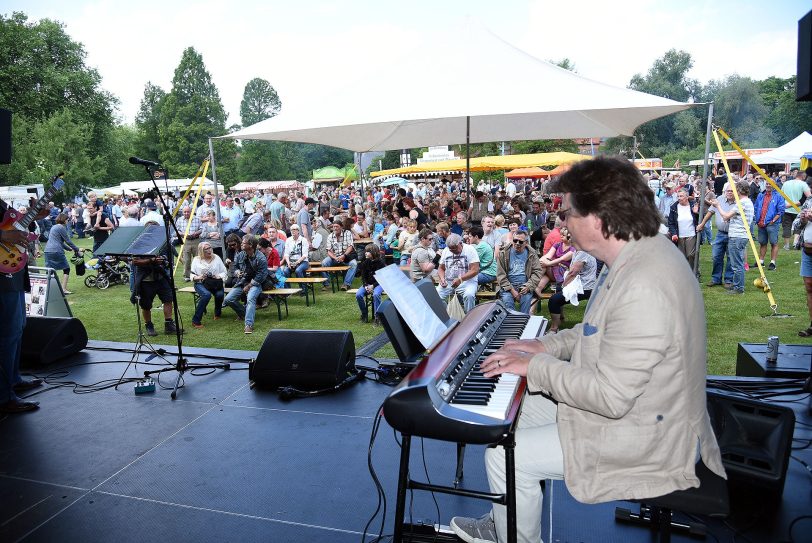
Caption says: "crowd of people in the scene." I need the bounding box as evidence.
[19,163,812,340]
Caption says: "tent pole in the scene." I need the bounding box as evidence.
[693,102,714,277]
[208,137,225,244]
[466,116,470,194]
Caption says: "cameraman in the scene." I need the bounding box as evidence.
[173,206,202,282]
[223,236,268,335]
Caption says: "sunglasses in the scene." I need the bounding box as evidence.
[512,239,526,245]
[557,207,572,220]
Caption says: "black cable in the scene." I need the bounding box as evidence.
[419,437,441,543]
[684,514,721,543]
[791,455,812,479]
[84,344,252,364]
[361,405,390,543]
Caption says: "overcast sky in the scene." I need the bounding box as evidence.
[4,0,805,127]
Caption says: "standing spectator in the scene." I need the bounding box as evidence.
[298,198,316,242]
[43,213,84,294]
[436,233,480,313]
[195,193,215,220]
[76,203,87,238]
[355,244,387,325]
[309,218,330,265]
[667,189,699,267]
[719,180,754,295]
[753,183,785,270]
[189,242,227,329]
[792,199,812,336]
[89,201,114,254]
[119,205,141,227]
[657,181,678,219]
[199,210,224,259]
[174,206,202,282]
[139,199,164,226]
[219,196,243,236]
[699,185,735,288]
[780,171,811,249]
[496,229,542,314]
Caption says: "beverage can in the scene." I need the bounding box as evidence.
[766,336,779,364]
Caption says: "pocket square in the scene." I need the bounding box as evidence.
[583,323,598,336]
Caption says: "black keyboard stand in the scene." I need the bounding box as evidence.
[392,431,518,543]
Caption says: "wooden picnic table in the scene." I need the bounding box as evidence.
[282,277,325,306]
[306,265,350,292]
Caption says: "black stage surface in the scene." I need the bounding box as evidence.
[1,340,810,543]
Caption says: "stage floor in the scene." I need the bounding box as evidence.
[1,340,809,543]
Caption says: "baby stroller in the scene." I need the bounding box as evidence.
[84,254,130,289]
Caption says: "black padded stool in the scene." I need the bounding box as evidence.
[615,461,729,543]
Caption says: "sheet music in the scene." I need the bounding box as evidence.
[375,264,447,349]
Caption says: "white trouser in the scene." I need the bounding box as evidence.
[485,393,563,543]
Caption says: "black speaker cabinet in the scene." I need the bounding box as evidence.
[799,10,812,101]
[21,316,88,366]
[707,391,794,501]
[0,108,10,165]
[250,330,355,389]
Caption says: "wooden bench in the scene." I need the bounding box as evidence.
[282,277,326,306]
[475,289,553,301]
[178,285,299,320]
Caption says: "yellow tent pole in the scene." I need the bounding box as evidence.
[712,129,777,313]
[716,127,801,214]
[171,160,210,277]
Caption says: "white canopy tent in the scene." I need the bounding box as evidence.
[221,25,694,152]
[752,132,812,165]
[119,178,223,193]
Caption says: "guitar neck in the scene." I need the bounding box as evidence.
[17,179,64,229]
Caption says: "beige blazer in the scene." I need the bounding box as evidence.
[528,234,725,504]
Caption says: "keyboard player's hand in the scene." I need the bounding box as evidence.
[502,338,547,355]
[482,349,531,378]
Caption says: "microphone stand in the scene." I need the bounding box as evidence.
[136,164,230,399]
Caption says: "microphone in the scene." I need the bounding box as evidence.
[129,156,162,167]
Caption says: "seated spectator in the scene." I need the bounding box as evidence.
[410,228,438,282]
[223,236,270,335]
[465,225,497,287]
[496,229,542,314]
[322,220,358,291]
[223,234,241,288]
[258,237,281,274]
[355,244,387,325]
[281,224,310,294]
[535,227,576,296]
[190,242,227,329]
[436,233,480,313]
[546,250,597,333]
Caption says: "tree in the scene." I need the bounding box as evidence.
[0,12,120,190]
[133,82,166,170]
[627,50,702,157]
[759,76,812,144]
[712,75,774,147]
[239,78,281,127]
[158,47,236,179]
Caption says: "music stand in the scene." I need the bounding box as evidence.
[125,164,229,399]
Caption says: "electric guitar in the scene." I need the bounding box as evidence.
[0,176,65,274]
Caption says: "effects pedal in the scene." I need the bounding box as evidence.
[134,378,156,394]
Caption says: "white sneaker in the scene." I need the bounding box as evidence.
[450,513,497,543]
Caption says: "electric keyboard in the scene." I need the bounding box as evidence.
[383,301,547,444]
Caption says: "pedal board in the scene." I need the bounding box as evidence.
[134,378,155,394]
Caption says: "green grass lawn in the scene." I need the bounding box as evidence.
[46,232,811,375]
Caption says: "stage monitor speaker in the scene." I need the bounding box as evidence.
[707,391,794,501]
[21,316,88,367]
[0,108,10,164]
[250,330,355,389]
[799,10,812,101]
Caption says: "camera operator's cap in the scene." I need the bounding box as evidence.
[145,199,157,209]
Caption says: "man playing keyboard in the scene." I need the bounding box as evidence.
[450,156,726,543]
